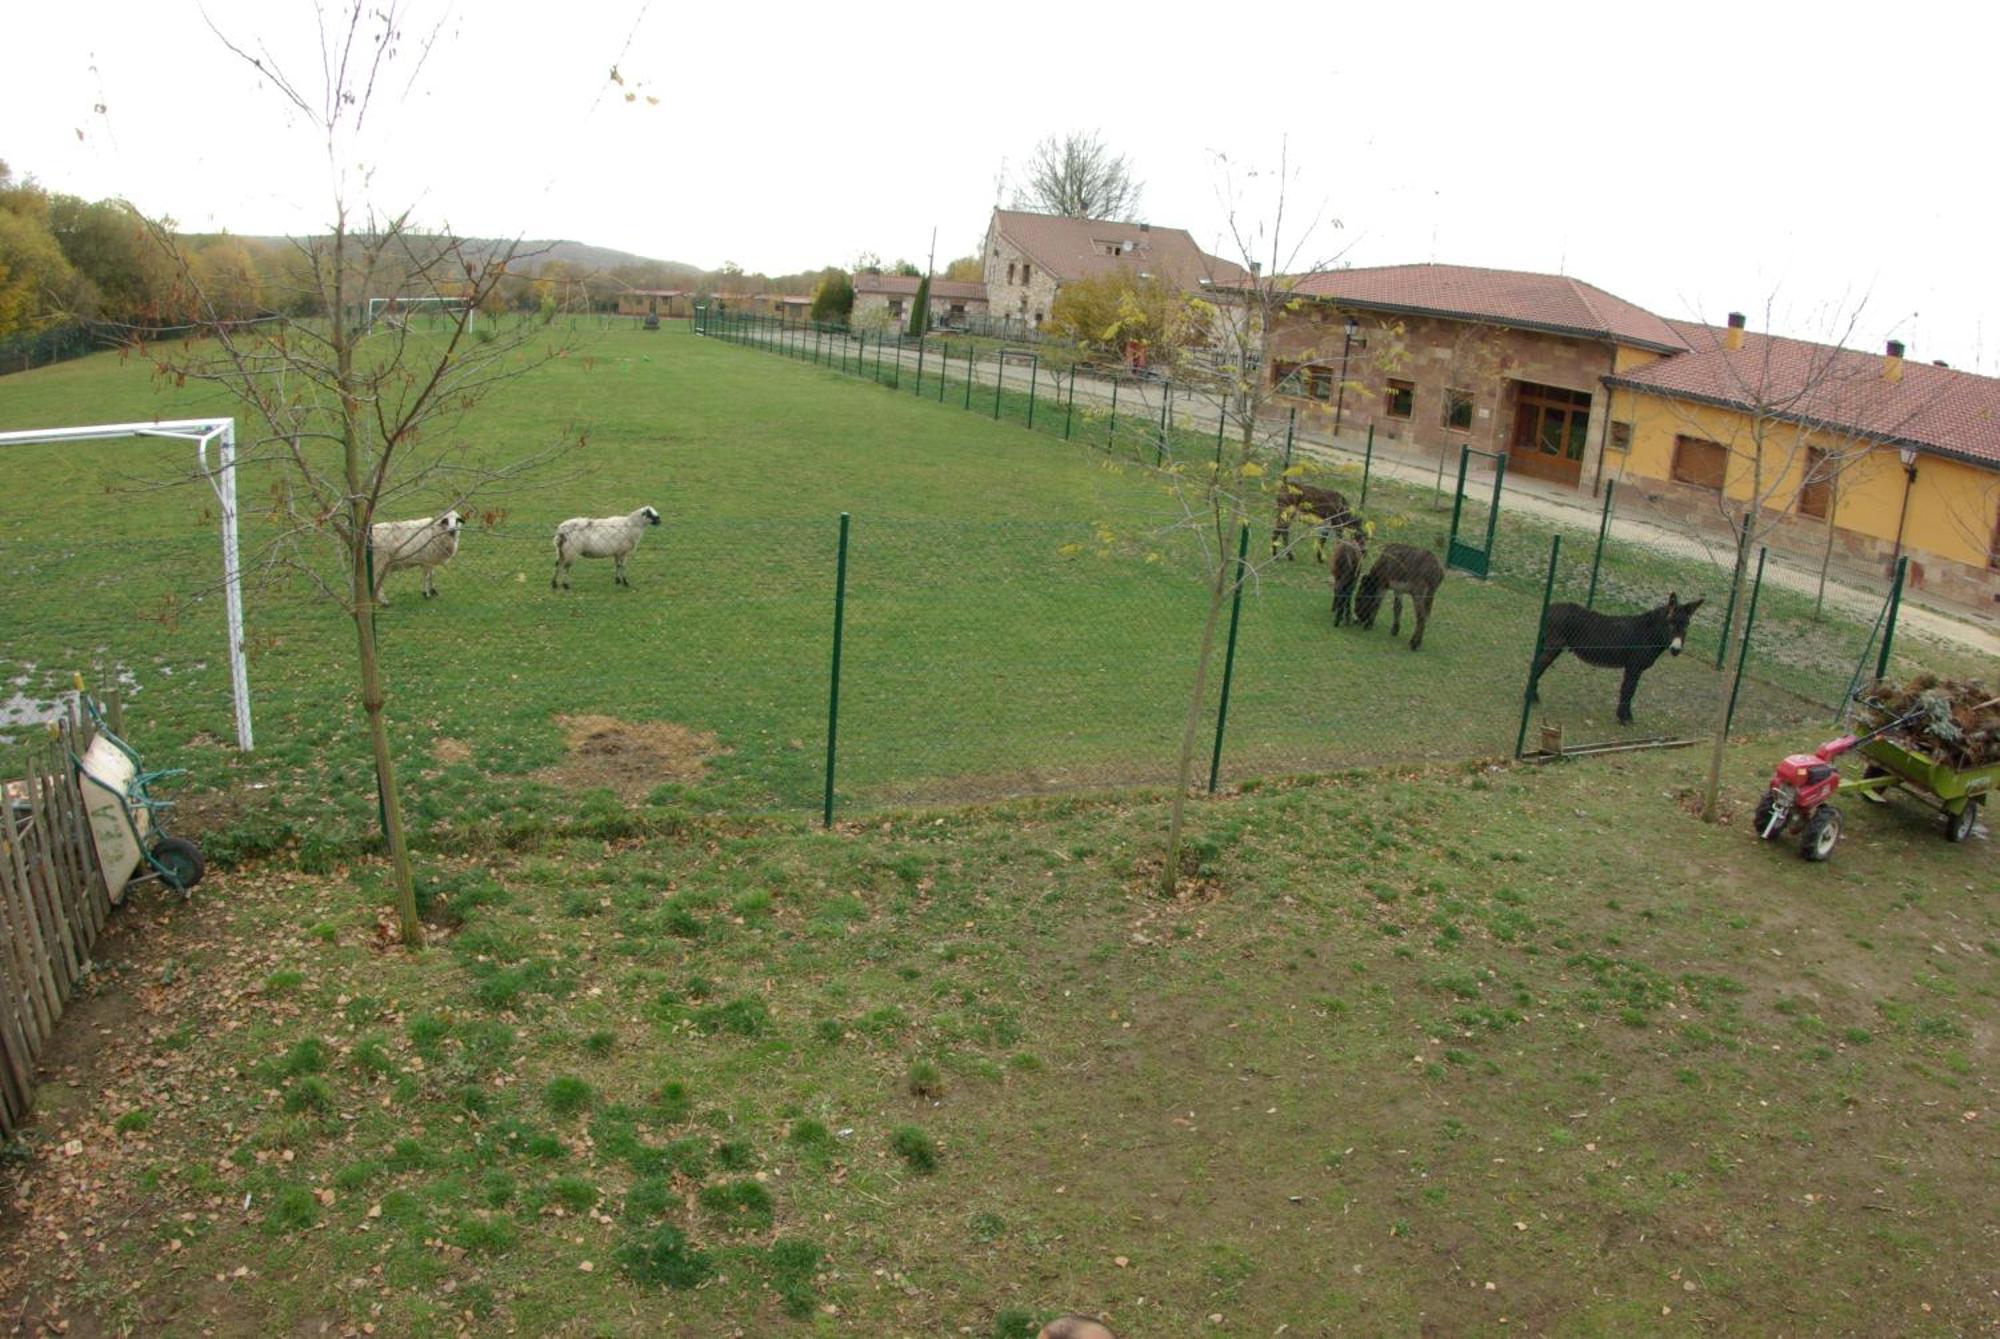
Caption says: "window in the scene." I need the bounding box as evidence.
[1006,263,1016,284]
[1385,379,1415,419]
[1021,264,1032,285]
[1306,365,1335,402]
[1671,435,1729,492]
[1271,359,1300,391]
[1797,446,1832,520]
[1609,420,1633,452]
[1989,502,2000,570]
[889,299,905,318]
[1034,311,1043,327]
[1443,389,1474,431]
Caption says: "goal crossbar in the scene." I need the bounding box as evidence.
[0,418,252,751]
[365,296,477,332]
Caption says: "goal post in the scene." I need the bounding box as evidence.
[365,295,478,333]
[0,418,253,751]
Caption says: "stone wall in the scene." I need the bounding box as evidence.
[1266,306,1624,491]
[983,218,1062,333]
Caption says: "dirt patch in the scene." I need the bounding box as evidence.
[535,714,724,801]
[432,737,473,766]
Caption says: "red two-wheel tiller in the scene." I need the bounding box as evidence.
[1755,699,1997,861]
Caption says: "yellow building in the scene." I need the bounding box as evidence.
[1604,315,2000,609]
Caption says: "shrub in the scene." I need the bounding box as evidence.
[544,1076,595,1117]
[282,1077,336,1115]
[889,1126,939,1174]
[615,1224,714,1290]
[698,1179,774,1231]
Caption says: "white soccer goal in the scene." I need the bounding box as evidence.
[0,418,252,751]
[365,296,477,333]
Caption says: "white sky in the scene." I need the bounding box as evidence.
[7,0,1995,368]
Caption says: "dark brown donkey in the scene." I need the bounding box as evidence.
[1329,534,1366,626]
[1352,543,1444,650]
[1271,480,1357,562]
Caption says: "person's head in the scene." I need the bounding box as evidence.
[1038,1318,1117,1339]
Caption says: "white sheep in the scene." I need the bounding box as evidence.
[368,510,464,605]
[552,506,661,590]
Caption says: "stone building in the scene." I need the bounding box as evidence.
[849,274,990,329]
[1264,264,1687,492]
[980,209,1248,336]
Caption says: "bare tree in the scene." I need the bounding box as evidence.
[146,3,576,945]
[1015,132,1144,221]
[1135,144,1344,894]
[1649,301,1938,822]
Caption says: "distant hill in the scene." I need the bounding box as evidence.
[237,234,701,282]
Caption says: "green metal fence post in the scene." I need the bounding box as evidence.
[1723,546,1767,739]
[1875,555,1908,682]
[964,343,973,409]
[1108,378,1119,446]
[1482,453,1507,566]
[1064,364,1076,439]
[874,332,883,383]
[1714,513,1751,670]
[1213,399,1227,471]
[1207,523,1252,794]
[1839,592,1893,722]
[823,512,851,828]
[813,324,821,365]
[993,354,1004,419]
[914,334,926,396]
[1446,444,1471,557]
[1027,356,1038,430]
[1158,378,1171,451]
[1361,424,1375,510]
[893,332,902,388]
[1585,479,1616,609]
[1281,407,1296,472]
[1515,533,1563,758]
[938,340,948,402]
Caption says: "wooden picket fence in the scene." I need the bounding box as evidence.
[0,693,122,1138]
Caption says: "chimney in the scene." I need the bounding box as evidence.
[1139,221,1150,233]
[1931,359,1949,368]
[1724,311,1746,351]
[1250,260,1262,276]
[1884,339,1905,383]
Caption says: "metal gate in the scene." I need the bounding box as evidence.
[1446,444,1506,578]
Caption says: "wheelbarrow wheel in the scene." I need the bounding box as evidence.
[1943,798,1981,844]
[1800,805,1842,862]
[150,836,204,895]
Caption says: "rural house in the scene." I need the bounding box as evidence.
[615,288,691,319]
[1263,263,1687,491]
[981,208,1249,335]
[1605,322,2000,607]
[850,274,990,329]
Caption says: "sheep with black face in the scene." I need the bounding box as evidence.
[367,510,464,605]
[551,506,662,590]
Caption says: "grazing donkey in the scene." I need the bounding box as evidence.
[1527,593,1706,724]
[1352,543,1444,650]
[1328,534,1366,626]
[1271,480,1357,562]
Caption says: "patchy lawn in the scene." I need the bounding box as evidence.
[0,739,1992,1336]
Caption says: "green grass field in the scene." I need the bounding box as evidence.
[2,744,1993,1335]
[0,326,1953,865]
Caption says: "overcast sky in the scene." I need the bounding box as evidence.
[7,0,1994,368]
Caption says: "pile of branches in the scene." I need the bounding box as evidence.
[1862,674,2000,769]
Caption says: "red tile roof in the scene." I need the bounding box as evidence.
[623,288,688,297]
[1280,263,1688,353]
[990,209,1251,290]
[852,274,988,301]
[1607,321,2000,469]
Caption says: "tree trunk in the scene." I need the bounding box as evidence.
[332,220,423,946]
[1163,523,1237,896]
[1699,522,1753,822]
[1813,505,1838,619]
[352,547,423,944]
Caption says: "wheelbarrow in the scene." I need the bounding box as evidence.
[69,692,204,902]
